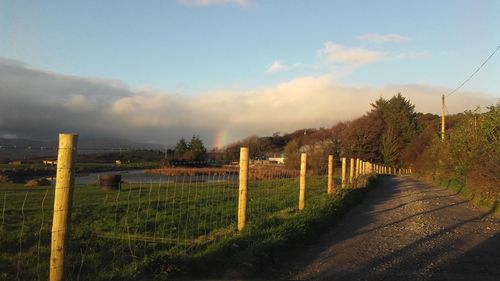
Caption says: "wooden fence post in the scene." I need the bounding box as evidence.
[355,158,360,178]
[299,153,307,210]
[50,133,78,281]
[327,155,334,194]
[238,147,249,231]
[341,157,347,189]
[349,158,354,187]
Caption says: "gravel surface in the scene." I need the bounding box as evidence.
[281,176,499,281]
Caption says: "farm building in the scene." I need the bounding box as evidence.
[268,157,285,164]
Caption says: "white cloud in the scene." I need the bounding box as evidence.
[0,58,495,147]
[394,51,432,59]
[357,33,412,43]
[178,0,248,7]
[266,60,290,73]
[318,42,386,66]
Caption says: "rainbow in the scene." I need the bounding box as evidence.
[212,129,227,150]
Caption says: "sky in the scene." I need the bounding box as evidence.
[0,0,499,147]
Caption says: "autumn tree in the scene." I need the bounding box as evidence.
[338,109,385,162]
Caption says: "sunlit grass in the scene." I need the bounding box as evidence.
[0,173,363,280]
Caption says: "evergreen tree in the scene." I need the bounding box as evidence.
[374,93,419,166]
[189,135,207,162]
[174,138,189,160]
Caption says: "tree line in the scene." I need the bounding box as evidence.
[166,94,498,209]
[222,93,434,170]
[170,135,208,163]
[220,93,498,208]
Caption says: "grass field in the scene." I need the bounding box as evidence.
[0,170,348,280]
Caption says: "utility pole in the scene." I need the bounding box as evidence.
[441,94,445,142]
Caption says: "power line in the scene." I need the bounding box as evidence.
[447,43,500,97]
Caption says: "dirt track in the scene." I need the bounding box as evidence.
[281,176,500,281]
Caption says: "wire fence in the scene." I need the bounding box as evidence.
[0,142,409,280]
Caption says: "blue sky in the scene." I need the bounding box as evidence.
[2,0,499,94]
[0,0,499,144]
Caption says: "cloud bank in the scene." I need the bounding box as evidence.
[0,58,495,147]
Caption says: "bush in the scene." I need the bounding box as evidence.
[413,104,499,209]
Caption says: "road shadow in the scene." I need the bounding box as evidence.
[276,176,499,281]
[273,176,403,277]
[431,232,500,280]
[310,207,498,281]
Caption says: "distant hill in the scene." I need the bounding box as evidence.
[0,137,164,160]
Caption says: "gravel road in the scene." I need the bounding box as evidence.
[281,176,499,281]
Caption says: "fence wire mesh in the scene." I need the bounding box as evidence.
[0,148,392,280]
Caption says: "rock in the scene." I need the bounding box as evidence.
[97,174,122,190]
[24,178,52,187]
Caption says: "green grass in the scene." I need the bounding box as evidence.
[434,177,499,214]
[0,174,371,280]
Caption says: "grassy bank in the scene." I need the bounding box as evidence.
[430,177,499,214]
